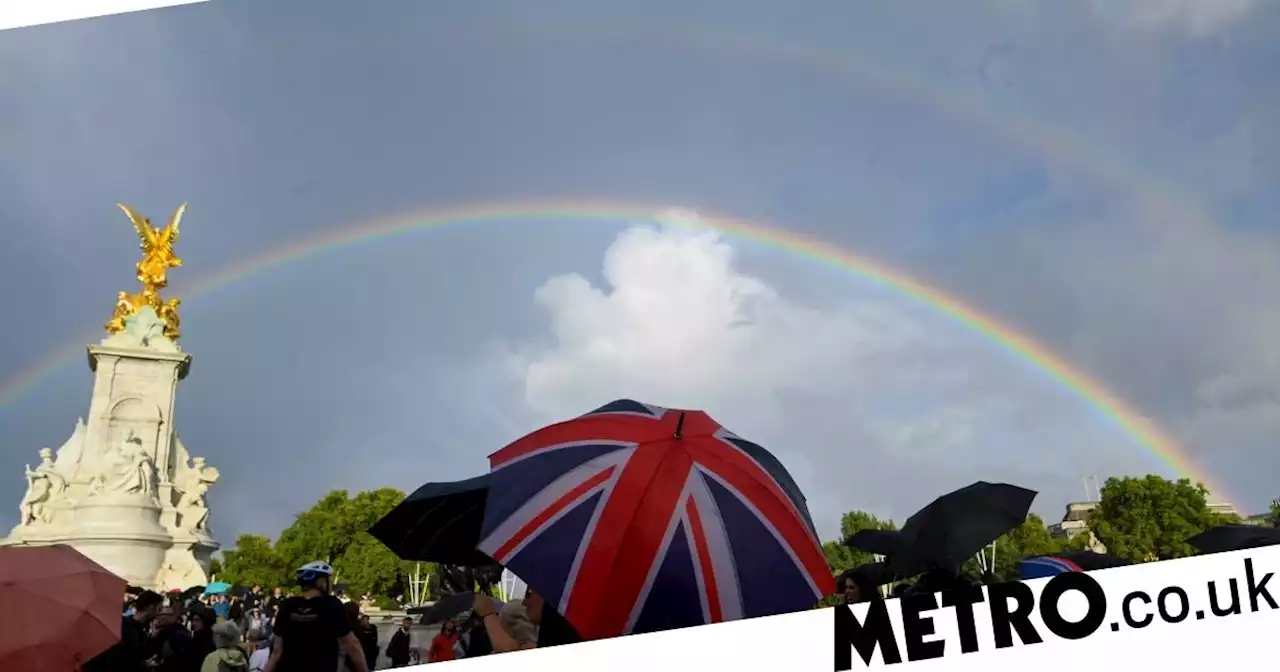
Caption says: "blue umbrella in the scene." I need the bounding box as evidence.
[204,582,231,595]
[1017,551,1130,580]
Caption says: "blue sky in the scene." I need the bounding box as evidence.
[1,0,1277,544]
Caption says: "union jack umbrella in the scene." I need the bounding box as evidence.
[476,400,835,641]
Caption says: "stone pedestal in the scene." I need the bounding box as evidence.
[2,307,220,591]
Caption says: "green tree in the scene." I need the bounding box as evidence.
[208,557,223,579]
[972,514,1088,581]
[823,541,859,575]
[219,534,287,588]
[272,488,416,598]
[1268,499,1280,528]
[1088,475,1222,562]
[821,510,897,574]
[274,490,356,569]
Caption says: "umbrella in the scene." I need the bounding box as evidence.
[1187,524,1280,554]
[843,562,896,588]
[203,582,231,595]
[889,481,1037,577]
[407,592,501,625]
[0,544,127,672]
[475,399,834,641]
[1017,551,1132,580]
[847,529,902,557]
[370,474,494,567]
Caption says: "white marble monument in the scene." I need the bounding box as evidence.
[2,203,220,591]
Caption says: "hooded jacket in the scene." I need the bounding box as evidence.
[200,647,248,672]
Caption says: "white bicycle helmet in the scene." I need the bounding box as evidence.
[296,561,335,586]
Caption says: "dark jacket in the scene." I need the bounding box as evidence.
[148,624,193,672]
[83,615,150,672]
[386,629,412,665]
[182,627,216,672]
[464,621,492,657]
[354,624,379,670]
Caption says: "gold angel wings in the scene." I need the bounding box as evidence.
[106,203,189,340]
[118,202,186,288]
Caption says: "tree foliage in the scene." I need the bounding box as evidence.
[214,488,417,598]
[1088,475,1224,562]
[1269,499,1280,528]
[219,534,287,588]
[834,509,896,565]
[964,514,1089,581]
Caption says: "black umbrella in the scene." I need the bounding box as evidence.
[847,529,902,557]
[889,481,1037,576]
[369,474,493,567]
[847,562,896,587]
[407,592,500,626]
[1187,524,1280,554]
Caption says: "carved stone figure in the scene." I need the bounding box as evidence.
[177,457,219,532]
[155,546,208,590]
[106,431,158,501]
[18,448,67,526]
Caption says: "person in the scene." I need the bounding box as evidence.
[244,629,270,672]
[263,587,284,620]
[339,602,378,671]
[228,595,245,629]
[85,590,164,671]
[201,621,248,672]
[243,584,263,612]
[211,594,231,622]
[244,606,268,639]
[426,618,461,663]
[461,612,492,658]
[184,604,218,671]
[470,596,536,654]
[385,617,414,668]
[263,561,370,672]
[146,603,192,672]
[837,568,879,605]
[356,613,380,670]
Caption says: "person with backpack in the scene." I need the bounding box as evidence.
[201,621,248,672]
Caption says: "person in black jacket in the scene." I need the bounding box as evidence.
[462,613,492,658]
[385,617,414,668]
[146,603,192,672]
[183,605,218,672]
[84,590,164,672]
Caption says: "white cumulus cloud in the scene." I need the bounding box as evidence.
[501,221,1150,536]
[1089,0,1257,35]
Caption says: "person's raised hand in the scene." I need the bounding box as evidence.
[471,593,497,619]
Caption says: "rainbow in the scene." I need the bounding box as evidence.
[0,200,1226,500]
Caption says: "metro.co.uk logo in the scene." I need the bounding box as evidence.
[834,556,1277,670]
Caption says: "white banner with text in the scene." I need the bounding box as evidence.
[409,546,1278,671]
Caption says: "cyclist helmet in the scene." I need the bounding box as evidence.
[296,561,335,589]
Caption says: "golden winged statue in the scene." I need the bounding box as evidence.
[106,203,188,340]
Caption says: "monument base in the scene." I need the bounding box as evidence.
[2,493,208,590]
[6,304,221,592]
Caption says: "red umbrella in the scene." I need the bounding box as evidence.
[0,544,127,671]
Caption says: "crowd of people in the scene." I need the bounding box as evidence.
[86,559,561,671]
